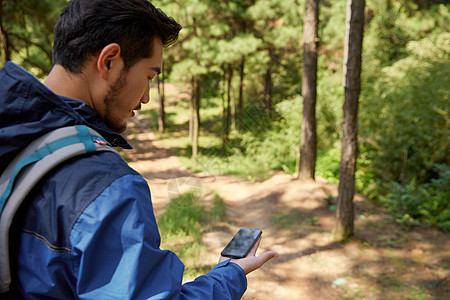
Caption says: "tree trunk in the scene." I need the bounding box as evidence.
[238,56,245,131]
[298,0,319,180]
[332,0,365,241]
[189,77,194,141]
[221,64,233,154]
[264,47,274,115]
[231,84,236,132]
[221,73,227,154]
[0,0,11,65]
[191,75,201,157]
[227,64,233,136]
[190,17,199,143]
[157,75,165,133]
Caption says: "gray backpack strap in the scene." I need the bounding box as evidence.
[0,125,119,293]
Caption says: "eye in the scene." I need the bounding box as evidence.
[149,73,159,83]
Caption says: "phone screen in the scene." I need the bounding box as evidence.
[221,228,262,258]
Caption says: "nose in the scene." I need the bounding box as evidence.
[141,83,150,104]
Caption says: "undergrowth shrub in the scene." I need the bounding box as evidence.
[379,164,450,231]
[360,30,449,230]
[158,192,227,277]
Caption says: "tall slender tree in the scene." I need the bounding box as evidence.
[263,46,275,115]
[332,0,365,241]
[237,55,245,131]
[190,17,201,157]
[226,64,233,141]
[298,0,319,180]
[157,74,165,133]
[192,74,201,157]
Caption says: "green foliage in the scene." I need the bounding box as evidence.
[271,49,303,104]
[240,97,302,168]
[1,0,67,77]
[169,96,302,181]
[158,191,227,277]
[316,64,344,148]
[7,0,448,231]
[379,164,450,231]
[365,2,412,66]
[157,0,303,109]
[364,2,450,67]
[315,148,341,184]
[355,144,377,199]
[208,193,228,221]
[319,0,347,52]
[358,3,449,229]
[154,0,449,231]
[361,31,450,184]
[158,192,207,240]
[158,191,227,239]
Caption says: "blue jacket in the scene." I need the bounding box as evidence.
[0,62,247,299]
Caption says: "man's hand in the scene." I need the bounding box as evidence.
[219,237,279,275]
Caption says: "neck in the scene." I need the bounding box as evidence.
[44,64,94,108]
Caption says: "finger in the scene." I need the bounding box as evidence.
[252,251,279,270]
[256,251,279,265]
[241,251,280,275]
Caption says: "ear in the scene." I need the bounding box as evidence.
[96,43,123,81]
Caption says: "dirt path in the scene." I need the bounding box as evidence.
[124,114,450,300]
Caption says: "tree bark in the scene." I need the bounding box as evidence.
[161,69,166,130]
[189,77,194,141]
[264,47,274,115]
[298,0,319,180]
[333,0,365,241]
[222,64,233,154]
[190,17,199,143]
[221,71,227,154]
[227,64,233,136]
[231,83,236,132]
[238,56,245,131]
[192,75,201,157]
[157,75,165,133]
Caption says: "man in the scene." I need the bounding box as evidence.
[0,0,278,299]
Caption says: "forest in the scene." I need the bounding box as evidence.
[1,0,449,298]
[1,0,448,231]
[152,0,450,233]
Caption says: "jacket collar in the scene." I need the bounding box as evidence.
[60,95,131,149]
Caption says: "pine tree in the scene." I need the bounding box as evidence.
[298,0,319,180]
[333,0,365,241]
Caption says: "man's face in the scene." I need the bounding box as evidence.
[103,36,163,133]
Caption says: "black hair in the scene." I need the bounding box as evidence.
[52,0,181,73]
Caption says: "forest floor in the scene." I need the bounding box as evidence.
[123,112,449,300]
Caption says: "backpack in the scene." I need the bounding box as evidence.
[0,125,119,298]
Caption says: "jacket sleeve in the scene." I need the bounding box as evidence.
[70,174,247,300]
[180,260,247,300]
